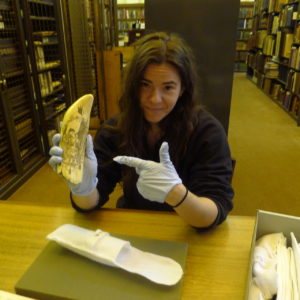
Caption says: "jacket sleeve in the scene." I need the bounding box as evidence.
[184,113,234,227]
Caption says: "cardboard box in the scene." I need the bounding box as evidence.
[245,210,300,299]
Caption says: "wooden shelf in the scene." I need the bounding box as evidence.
[42,85,63,102]
[30,16,55,21]
[117,3,144,8]
[45,107,66,121]
[28,0,54,6]
[240,1,255,6]
[34,41,58,46]
[274,77,287,85]
[282,1,299,7]
[118,18,144,21]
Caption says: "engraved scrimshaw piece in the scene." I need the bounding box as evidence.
[57,94,94,184]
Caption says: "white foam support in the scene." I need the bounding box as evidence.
[47,224,183,286]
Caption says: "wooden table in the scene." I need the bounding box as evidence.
[0,202,255,299]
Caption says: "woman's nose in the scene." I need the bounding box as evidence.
[149,89,162,103]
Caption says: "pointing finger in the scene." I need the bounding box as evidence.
[113,156,147,169]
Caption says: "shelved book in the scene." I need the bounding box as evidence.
[281,33,294,59]
[294,23,300,44]
[263,78,272,94]
[289,46,300,70]
[271,15,279,34]
[260,0,288,13]
[237,19,253,29]
[291,72,300,95]
[264,61,279,78]
[237,30,252,40]
[275,31,282,57]
[262,35,275,56]
[279,4,296,28]
[270,83,282,100]
[117,7,144,19]
[257,30,267,49]
[291,96,300,116]
[239,6,253,18]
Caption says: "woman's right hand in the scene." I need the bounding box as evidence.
[48,133,98,196]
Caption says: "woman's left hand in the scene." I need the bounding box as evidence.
[113,142,182,203]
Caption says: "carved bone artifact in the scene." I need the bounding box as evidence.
[57,94,94,184]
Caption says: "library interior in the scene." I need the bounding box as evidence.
[1,0,300,299]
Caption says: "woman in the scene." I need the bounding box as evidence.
[49,32,234,229]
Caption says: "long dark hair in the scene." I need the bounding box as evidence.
[117,32,202,166]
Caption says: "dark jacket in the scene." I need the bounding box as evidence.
[91,110,234,227]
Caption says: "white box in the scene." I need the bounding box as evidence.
[245,210,300,299]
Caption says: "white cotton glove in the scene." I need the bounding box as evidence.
[48,133,98,196]
[113,142,182,203]
[252,233,286,300]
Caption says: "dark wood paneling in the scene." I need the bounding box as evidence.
[145,0,240,133]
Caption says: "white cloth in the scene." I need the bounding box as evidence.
[47,224,183,286]
[255,232,286,258]
[251,232,300,300]
[276,244,290,300]
[289,247,299,300]
[290,233,300,300]
[252,233,286,299]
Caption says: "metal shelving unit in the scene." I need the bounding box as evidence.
[21,0,71,151]
[0,0,46,199]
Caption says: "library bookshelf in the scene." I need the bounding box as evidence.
[235,1,254,72]
[246,0,300,125]
[0,0,51,199]
[116,3,145,46]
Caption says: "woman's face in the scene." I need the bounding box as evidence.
[139,62,183,125]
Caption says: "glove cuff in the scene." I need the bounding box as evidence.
[70,177,98,196]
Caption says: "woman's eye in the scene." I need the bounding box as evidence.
[165,85,174,91]
[140,81,149,87]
